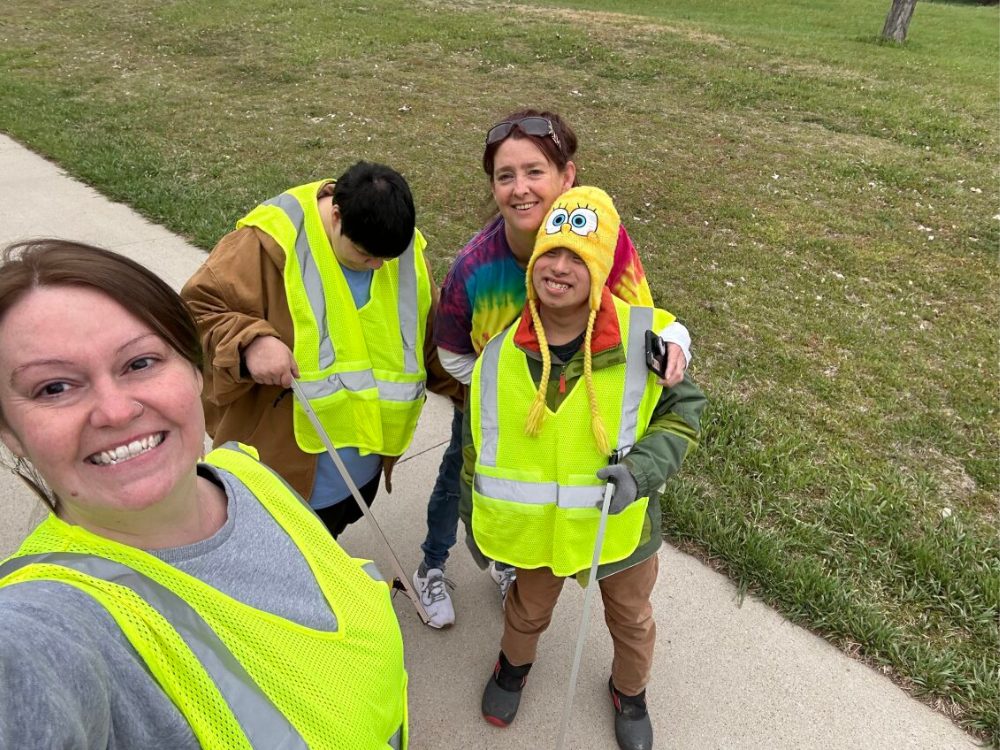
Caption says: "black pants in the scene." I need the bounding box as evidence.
[313,470,382,539]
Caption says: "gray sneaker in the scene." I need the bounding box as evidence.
[488,561,516,606]
[413,566,455,629]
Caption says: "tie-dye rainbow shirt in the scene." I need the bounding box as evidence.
[435,215,653,356]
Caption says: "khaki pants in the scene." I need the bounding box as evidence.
[500,554,658,697]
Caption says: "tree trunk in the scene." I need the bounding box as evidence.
[881,0,918,43]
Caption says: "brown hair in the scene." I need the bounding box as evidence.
[0,239,203,510]
[482,108,580,183]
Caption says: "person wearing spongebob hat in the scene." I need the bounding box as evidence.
[459,186,707,750]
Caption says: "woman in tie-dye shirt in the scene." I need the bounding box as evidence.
[410,109,691,629]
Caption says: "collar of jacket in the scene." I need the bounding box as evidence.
[513,286,622,356]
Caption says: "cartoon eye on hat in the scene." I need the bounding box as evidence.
[545,208,569,234]
[567,207,597,236]
[544,206,599,236]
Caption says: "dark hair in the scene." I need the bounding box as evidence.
[482,108,580,183]
[0,239,204,510]
[333,161,416,259]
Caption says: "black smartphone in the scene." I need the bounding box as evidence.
[644,329,667,378]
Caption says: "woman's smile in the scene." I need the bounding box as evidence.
[86,431,166,466]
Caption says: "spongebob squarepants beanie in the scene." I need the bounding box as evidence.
[526,186,621,310]
[523,186,622,455]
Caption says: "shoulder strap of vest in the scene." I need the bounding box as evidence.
[472,322,516,468]
[205,443,386,581]
[205,442,304,511]
[618,304,654,456]
[397,230,424,374]
[259,184,339,370]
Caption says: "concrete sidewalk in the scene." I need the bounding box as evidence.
[0,133,978,750]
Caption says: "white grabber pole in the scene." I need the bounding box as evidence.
[290,379,430,625]
[554,450,620,750]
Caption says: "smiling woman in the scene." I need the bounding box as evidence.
[0,285,213,543]
[0,240,204,516]
[0,240,409,749]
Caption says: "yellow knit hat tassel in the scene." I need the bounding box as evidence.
[583,309,610,456]
[524,299,552,438]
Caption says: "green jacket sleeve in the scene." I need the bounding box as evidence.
[622,372,707,499]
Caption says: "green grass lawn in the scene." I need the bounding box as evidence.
[0,0,997,741]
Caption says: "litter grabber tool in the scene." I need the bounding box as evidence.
[290,379,431,625]
[555,449,622,750]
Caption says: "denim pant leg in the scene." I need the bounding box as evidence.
[420,407,464,570]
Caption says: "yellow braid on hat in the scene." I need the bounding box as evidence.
[524,298,551,437]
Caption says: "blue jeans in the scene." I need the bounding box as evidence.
[420,407,464,571]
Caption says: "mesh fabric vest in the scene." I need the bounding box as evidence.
[238,180,431,457]
[471,298,671,577]
[0,444,407,749]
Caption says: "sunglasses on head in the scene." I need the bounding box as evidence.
[485,116,562,149]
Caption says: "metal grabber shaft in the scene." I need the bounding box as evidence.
[290,379,431,624]
[555,450,621,750]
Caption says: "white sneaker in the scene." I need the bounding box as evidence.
[412,566,455,629]
[488,561,516,606]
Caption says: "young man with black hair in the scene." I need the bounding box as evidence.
[183,161,459,537]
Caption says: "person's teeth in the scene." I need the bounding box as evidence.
[90,433,164,466]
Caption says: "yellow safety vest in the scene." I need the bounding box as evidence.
[0,444,408,749]
[238,180,431,456]
[471,299,672,577]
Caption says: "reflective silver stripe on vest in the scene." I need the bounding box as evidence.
[475,475,605,508]
[397,236,420,374]
[477,332,505,467]
[361,561,384,582]
[474,307,653,505]
[389,725,402,750]
[296,371,425,403]
[0,552,308,750]
[263,193,336,369]
[297,368,376,399]
[619,306,654,456]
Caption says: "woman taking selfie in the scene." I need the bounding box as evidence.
[0,239,407,749]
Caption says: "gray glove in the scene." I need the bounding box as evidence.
[595,464,638,515]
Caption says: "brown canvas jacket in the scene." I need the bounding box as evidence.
[182,182,461,497]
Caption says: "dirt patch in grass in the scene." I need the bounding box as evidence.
[414,0,733,47]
